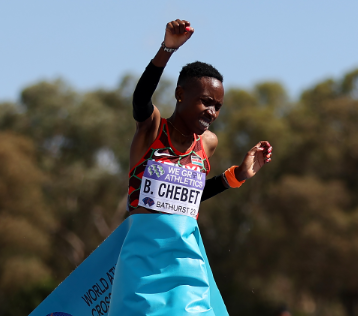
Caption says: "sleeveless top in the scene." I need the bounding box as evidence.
[127,118,211,213]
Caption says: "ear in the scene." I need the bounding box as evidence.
[175,86,184,103]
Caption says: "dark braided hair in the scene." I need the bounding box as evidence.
[177,61,223,86]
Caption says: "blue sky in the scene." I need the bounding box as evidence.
[1,1,358,102]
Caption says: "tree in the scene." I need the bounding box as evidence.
[0,132,56,315]
[2,67,358,316]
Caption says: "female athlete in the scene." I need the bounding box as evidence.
[108,19,272,315]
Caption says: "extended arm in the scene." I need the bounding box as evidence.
[201,175,228,202]
[132,20,194,123]
[201,141,273,202]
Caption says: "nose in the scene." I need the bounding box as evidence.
[207,106,217,119]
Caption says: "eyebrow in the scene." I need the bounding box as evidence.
[201,96,222,105]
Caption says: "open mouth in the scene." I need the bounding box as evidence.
[199,119,210,129]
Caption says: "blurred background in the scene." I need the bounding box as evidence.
[1,1,358,315]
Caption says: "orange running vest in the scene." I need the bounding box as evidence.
[127,118,211,212]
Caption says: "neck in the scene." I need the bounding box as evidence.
[167,116,193,146]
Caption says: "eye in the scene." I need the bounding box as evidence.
[201,98,211,106]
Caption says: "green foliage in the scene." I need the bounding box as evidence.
[341,69,358,96]
[0,133,55,313]
[1,68,358,315]
[3,278,57,316]
[200,70,358,316]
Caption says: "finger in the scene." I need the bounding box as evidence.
[185,27,195,35]
[172,20,180,34]
[182,20,193,32]
[182,28,194,41]
[166,22,175,35]
[182,20,191,27]
[248,145,264,156]
[259,141,271,149]
[176,19,186,34]
[264,158,271,164]
[263,147,273,156]
[252,141,266,152]
[260,142,272,156]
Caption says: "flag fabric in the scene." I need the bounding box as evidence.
[29,214,228,316]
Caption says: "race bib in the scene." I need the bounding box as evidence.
[138,160,206,218]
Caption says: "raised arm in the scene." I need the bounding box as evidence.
[130,19,194,169]
[132,20,194,124]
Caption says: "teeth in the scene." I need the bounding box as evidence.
[199,119,210,128]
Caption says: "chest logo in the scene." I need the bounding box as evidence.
[148,164,165,178]
[191,155,204,168]
[153,149,175,157]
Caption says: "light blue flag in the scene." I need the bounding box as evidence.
[29,219,130,316]
[29,214,228,316]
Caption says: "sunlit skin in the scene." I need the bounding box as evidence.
[130,19,272,215]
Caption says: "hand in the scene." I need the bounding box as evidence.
[164,19,194,49]
[235,141,272,180]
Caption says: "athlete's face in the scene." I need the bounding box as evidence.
[176,77,224,135]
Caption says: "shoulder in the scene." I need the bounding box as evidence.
[130,106,161,170]
[201,130,218,159]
